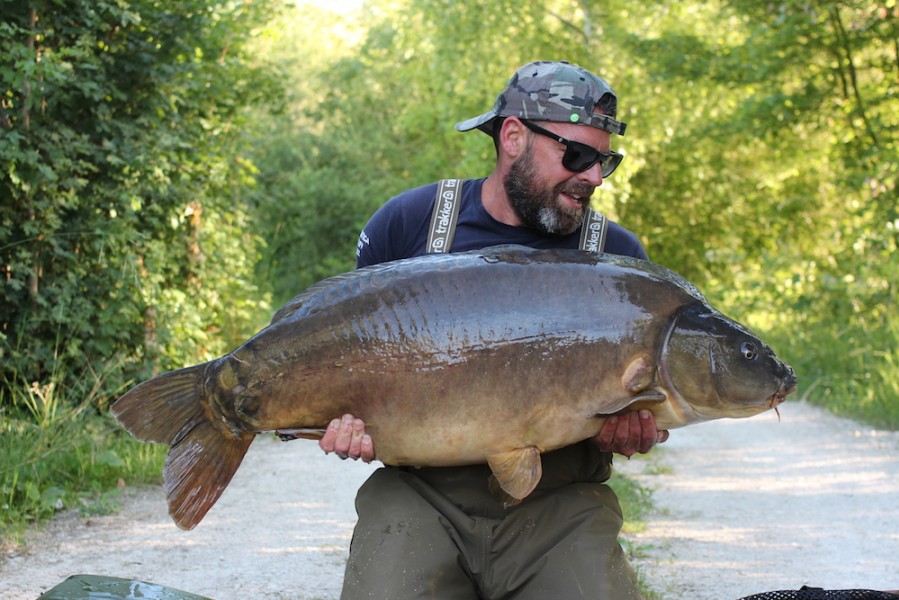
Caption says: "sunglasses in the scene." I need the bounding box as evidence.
[520,119,623,178]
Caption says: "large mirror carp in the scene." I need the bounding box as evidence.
[112,245,797,530]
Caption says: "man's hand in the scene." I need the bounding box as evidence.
[319,414,376,463]
[594,409,669,458]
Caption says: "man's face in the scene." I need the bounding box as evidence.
[503,121,611,236]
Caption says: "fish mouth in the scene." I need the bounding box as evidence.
[768,367,798,409]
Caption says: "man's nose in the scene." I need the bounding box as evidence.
[576,161,604,186]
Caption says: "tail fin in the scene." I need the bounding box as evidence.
[111,365,254,530]
[163,418,253,530]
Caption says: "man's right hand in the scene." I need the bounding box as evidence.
[320,414,376,463]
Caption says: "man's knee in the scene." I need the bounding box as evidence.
[342,468,477,600]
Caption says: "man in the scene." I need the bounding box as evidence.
[322,60,667,599]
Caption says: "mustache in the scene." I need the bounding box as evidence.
[558,183,596,199]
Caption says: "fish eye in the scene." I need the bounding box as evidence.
[740,341,758,360]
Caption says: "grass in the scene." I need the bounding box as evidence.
[753,304,899,430]
[1,375,164,548]
[610,468,664,600]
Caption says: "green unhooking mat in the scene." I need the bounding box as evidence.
[36,574,213,600]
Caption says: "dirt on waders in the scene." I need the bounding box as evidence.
[2,400,898,599]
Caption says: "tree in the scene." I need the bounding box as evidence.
[1,0,281,407]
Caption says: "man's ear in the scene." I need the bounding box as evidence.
[498,117,528,160]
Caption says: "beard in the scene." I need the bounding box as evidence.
[504,148,594,236]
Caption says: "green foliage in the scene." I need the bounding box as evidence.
[620,0,898,425]
[611,469,654,531]
[1,0,281,541]
[710,210,898,428]
[239,4,383,297]
[1,370,164,545]
[1,0,280,405]
[613,0,896,278]
[610,468,660,599]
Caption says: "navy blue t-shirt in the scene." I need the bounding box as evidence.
[357,178,647,268]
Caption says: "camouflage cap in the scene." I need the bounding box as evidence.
[455,60,627,136]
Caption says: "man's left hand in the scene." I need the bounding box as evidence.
[594,409,669,457]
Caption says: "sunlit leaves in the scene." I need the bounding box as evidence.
[1,0,280,404]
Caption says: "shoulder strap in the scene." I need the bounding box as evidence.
[579,208,608,252]
[428,180,605,253]
[426,179,463,253]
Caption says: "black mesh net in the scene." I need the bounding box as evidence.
[739,587,898,600]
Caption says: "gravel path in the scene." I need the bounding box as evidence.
[2,400,898,599]
[619,401,899,598]
[1,438,377,599]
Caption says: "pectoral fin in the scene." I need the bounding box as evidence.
[622,355,654,393]
[486,447,542,505]
[587,355,667,415]
[593,391,668,418]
